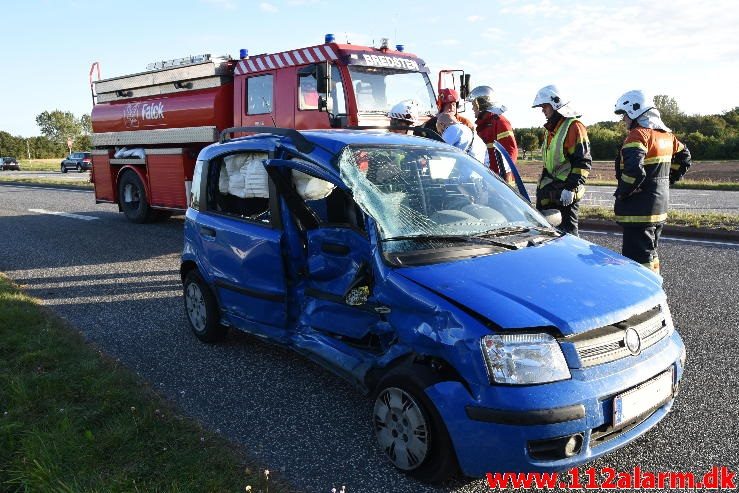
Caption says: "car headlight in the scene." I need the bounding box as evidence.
[481,333,571,385]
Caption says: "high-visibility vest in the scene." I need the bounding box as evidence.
[539,117,578,189]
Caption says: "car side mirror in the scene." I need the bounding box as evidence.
[541,208,562,228]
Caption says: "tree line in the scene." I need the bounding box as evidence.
[0,111,91,159]
[516,96,739,161]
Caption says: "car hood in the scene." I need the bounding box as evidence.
[395,235,665,335]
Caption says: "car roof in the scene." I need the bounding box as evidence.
[200,129,452,163]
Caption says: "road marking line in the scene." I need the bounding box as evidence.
[28,208,99,221]
[582,230,739,247]
[1,184,91,193]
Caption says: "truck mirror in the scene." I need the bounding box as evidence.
[318,95,329,112]
[460,74,471,100]
[316,62,328,94]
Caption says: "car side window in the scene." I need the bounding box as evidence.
[246,75,273,115]
[205,152,271,224]
[288,161,365,232]
[190,160,203,210]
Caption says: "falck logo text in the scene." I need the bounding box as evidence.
[124,102,165,128]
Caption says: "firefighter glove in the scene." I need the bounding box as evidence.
[560,189,575,207]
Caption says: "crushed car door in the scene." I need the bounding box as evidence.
[198,150,288,337]
[265,158,386,342]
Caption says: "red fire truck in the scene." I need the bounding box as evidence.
[90,35,469,222]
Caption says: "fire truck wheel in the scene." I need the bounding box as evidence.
[118,171,153,223]
[183,270,227,343]
[372,369,460,483]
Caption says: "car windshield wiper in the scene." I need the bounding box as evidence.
[526,226,562,237]
[473,226,532,238]
[383,234,519,250]
[382,234,472,242]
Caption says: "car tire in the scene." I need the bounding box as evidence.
[183,270,227,343]
[372,368,460,483]
[118,170,154,223]
[61,164,67,173]
[76,164,82,172]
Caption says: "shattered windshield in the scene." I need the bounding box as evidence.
[339,145,552,252]
[348,66,436,116]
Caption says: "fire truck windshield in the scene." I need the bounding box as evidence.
[348,66,436,116]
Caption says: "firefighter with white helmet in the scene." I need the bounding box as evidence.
[466,85,518,184]
[613,89,691,274]
[387,99,420,133]
[532,84,592,236]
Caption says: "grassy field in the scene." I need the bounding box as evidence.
[15,158,63,172]
[580,206,739,231]
[517,160,739,190]
[0,274,282,492]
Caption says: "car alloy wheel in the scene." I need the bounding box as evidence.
[374,386,430,471]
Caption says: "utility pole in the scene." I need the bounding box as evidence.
[26,139,31,160]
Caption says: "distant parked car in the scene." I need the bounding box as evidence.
[61,152,92,173]
[1,156,20,171]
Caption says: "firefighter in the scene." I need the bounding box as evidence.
[532,85,591,236]
[424,88,474,136]
[466,85,518,184]
[613,90,691,274]
[387,99,420,134]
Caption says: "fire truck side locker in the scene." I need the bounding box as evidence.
[145,148,196,210]
[90,149,114,203]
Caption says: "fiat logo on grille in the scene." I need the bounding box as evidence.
[624,328,642,355]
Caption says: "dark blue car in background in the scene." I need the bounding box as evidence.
[180,128,685,482]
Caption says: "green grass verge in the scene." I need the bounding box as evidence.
[0,176,93,189]
[0,274,278,492]
[17,159,62,172]
[580,206,739,231]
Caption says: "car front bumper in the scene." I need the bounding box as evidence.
[424,331,685,477]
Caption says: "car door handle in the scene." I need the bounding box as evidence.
[321,242,350,255]
[200,227,217,239]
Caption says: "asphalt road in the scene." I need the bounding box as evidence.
[1,183,738,492]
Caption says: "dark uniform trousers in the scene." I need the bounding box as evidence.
[621,223,664,270]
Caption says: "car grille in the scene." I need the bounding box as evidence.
[568,306,670,368]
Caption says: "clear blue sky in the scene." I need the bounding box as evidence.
[1,0,737,137]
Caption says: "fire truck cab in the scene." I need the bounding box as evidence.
[90,36,465,222]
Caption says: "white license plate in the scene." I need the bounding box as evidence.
[613,368,674,427]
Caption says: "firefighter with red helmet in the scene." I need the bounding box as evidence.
[613,90,691,274]
[424,88,474,136]
[466,85,518,184]
[532,84,591,236]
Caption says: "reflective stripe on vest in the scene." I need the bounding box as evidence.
[615,212,668,223]
[539,117,577,189]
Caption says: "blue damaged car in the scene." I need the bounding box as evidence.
[181,127,685,482]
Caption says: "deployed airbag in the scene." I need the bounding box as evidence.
[218,153,269,198]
